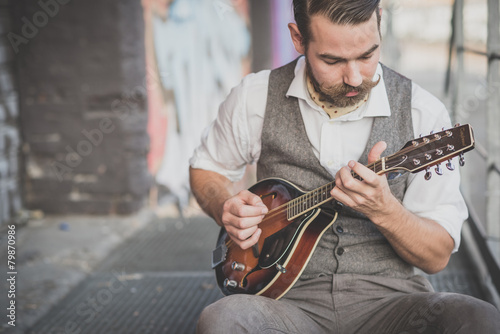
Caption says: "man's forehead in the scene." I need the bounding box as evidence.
[308,11,379,40]
[307,13,380,54]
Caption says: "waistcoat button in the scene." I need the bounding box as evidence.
[336,226,344,234]
[337,247,345,255]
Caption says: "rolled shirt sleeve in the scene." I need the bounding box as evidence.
[189,70,269,182]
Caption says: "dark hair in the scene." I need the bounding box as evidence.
[293,0,381,47]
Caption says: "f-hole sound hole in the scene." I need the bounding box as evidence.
[260,192,277,200]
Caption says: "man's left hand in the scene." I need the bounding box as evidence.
[330,141,400,221]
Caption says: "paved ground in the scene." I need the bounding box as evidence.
[24,214,223,334]
[0,199,492,334]
[0,207,156,334]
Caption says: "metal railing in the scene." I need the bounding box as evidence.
[446,0,500,302]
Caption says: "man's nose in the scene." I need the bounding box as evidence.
[342,61,363,87]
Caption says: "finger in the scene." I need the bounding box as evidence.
[330,185,355,208]
[228,202,268,218]
[240,190,267,207]
[333,170,355,203]
[226,223,258,242]
[348,160,379,187]
[237,190,269,215]
[336,164,363,192]
[238,228,262,250]
[224,197,268,219]
[367,141,387,164]
[224,214,264,230]
[226,224,260,249]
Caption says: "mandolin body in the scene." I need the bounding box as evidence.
[213,178,338,300]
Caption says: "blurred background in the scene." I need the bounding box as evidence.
[0,0,499,333]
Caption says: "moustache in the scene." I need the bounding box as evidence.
[320,75,381,98]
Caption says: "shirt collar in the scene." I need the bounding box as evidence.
[286,56,391,121]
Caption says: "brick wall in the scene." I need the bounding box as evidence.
[0,0,21,226]
[11,0,151,215]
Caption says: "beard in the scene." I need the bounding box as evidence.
[306,59,381,108]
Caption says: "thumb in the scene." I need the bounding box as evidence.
[367,141,387,164]
[240,190,266,207]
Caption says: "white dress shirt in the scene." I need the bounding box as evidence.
[190,56,468,252]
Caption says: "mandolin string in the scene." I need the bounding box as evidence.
[225,130,457,246]
[286,161,379,216]
[277,130,451,218]
[283,133,447,215]
[283,155,390,215]
[287,157,386,211]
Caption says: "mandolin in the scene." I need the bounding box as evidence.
[212,124,475,300]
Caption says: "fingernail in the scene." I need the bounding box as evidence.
[348,161,356,168]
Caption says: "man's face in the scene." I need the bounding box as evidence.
[302,12,381,108]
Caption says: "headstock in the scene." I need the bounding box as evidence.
[383,124,475,179]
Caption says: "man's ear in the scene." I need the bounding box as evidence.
[288,23,306,55]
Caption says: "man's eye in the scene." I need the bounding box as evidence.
[324,60,339,65]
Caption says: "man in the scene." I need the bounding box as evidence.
[189,0,500,333]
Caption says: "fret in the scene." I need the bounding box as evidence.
[288,181,336,220]
[295,197,298,217]
[293,198,296,218]
[289,165,391,220]
[291,151,410,217]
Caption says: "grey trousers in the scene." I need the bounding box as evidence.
[197,274,500,333]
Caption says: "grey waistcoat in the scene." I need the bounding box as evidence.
[257,59,415,280]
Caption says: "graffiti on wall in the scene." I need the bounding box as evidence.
[142,0,251,206]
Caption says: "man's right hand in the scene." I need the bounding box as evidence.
[221,190,268,250]
[189,168,268,250]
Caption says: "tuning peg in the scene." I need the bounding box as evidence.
[455,123,461,127]
[446,160,455,171]
[424,167,432,180]
[459,153,465,166]
[435,164,443,176]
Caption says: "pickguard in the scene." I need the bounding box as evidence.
[258,209,317,269]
